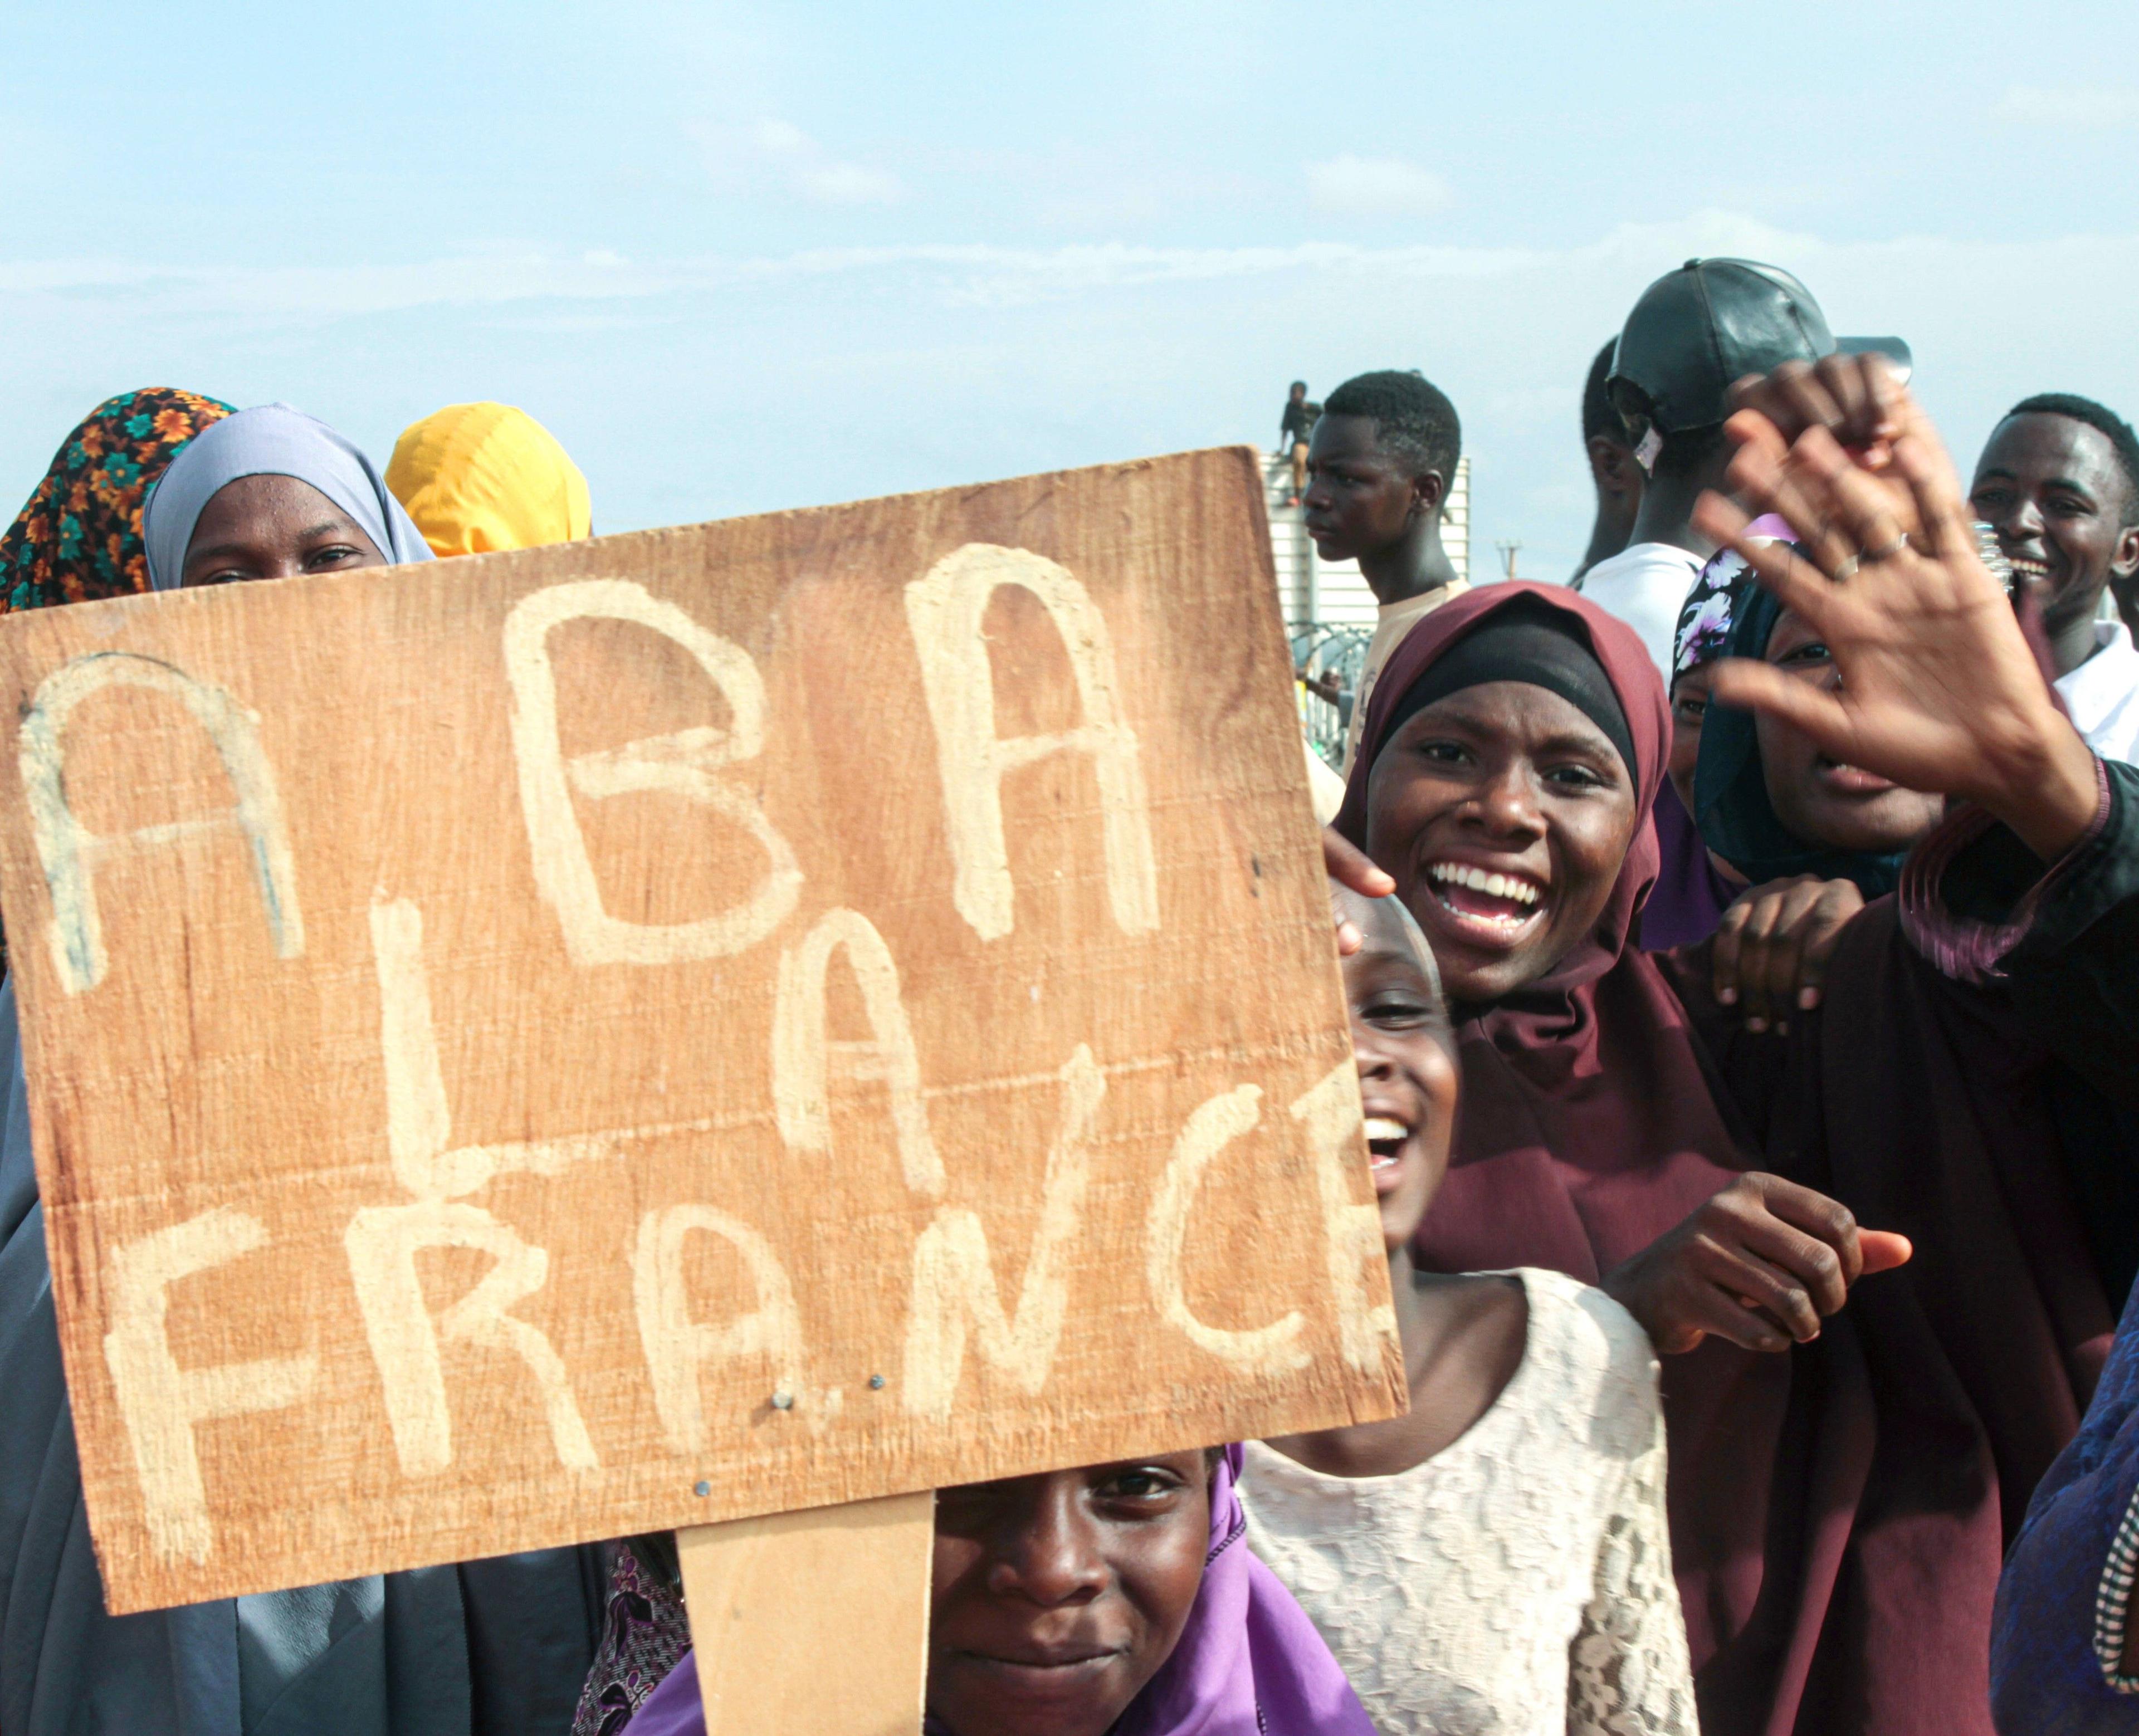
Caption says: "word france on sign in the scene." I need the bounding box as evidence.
[0,446,1405,1616]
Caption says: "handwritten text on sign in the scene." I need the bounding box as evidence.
[0,449,1403,1615]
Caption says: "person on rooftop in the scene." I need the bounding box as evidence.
[1300,369,1470,777]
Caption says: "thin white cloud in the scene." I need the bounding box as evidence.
[1994,85,2139,129]
[9,212,2139,331]
[735,116,907,206]
[1305,154,1452,219]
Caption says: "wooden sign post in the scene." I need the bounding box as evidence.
[0,448,1404,1731]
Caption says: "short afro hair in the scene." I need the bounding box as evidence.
[2006,392,2139,524]
[1582,340,1627,446]
[1323,369,1461,481]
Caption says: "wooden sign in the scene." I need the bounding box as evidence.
[0,447,1403,1616]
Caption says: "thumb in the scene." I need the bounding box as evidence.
[1857,1230,1913,1275]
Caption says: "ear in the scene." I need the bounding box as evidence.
[1410,467,1447,517]
[1588,436,1635,498]
[2114,519,2139,583]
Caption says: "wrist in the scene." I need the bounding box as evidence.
[1967,713,2100,861]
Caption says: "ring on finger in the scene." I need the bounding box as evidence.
[1863,531,1910,563]
[1832,531,1908,583]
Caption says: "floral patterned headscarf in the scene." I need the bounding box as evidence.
[0,388,234,612]
[1668,513,1795,689]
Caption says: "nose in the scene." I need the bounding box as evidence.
[1353,1021,1398,1082]
[1464,760,1546,843]
[2002,495,2045,545]
[1302,472,1332,512]
[985,1479,1106,1608]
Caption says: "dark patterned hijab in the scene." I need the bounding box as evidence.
[0,389,233,612]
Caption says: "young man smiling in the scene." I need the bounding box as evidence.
[1301,369,1469,775]
[1970,392,2139,764]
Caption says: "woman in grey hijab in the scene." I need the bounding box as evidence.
[0,404,605,1735]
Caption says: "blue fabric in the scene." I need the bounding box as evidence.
[0,975,604,1733]
[1993,1271,2139,1733]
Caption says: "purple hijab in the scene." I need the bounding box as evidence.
[620,1448,1373,1736]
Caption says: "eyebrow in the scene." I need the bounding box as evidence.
[1974,466,2099,504]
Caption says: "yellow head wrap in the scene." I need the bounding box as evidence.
[385,402,592,556]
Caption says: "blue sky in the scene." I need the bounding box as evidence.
[3,1,2137,576]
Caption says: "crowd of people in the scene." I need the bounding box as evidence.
[1,252,2137,1735]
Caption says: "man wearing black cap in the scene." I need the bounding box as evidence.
[1576,258,1907,676]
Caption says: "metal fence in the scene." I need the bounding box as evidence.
[1290,623,1373,770]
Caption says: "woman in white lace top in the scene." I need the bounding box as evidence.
[1239,886,1694,1736]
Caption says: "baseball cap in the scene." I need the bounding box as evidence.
[1608,259,1912,436]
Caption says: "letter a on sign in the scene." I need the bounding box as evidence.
[904,544,1160,942]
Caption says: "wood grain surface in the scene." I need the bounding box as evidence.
[0,447,1404,1614]
[677,1492,935,1735]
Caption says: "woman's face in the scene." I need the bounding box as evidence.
[1334,886,1459,1252]
[1754,609,1943,853]
[1668,663,1715,815]
[179,473,387,588]
[1365,679,1640,1003]
[927,1454,1211,1736]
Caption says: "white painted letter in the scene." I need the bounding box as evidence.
[102,1209,318,1564]
[344,1200,599,1477]
[20,653,304,993]
[901,1045,1104,1420]
[772,907,944,1198]
[632,1206,807,1455]
[1146,1085,1309,1374]
[903,544,1159,942]
[1292,1062,1399,1377]
[504,579,802,965]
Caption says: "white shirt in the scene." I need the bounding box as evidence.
[1240,1268,1696,1736]
[1339,581,1471,776]
[2054,619,2139,766]
[1571,543,1705,680]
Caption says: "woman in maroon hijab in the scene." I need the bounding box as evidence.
[1333,379,2139,1735]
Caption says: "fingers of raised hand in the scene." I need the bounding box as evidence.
[1728,356,1904,453]
[1889,428,1978,569]
[1784,427,1916,571]
[1708,656,1858,760]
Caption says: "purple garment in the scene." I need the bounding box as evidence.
[1638,779,1737,951]
[621,1448,1374,1736]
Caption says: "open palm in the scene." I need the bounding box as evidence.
[1692,405,2098,862]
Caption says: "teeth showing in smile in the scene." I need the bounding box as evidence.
[1428,862,1540,905]
[2008,556,2051,583]
[1364,1115,1409,1170]
[1425,860,1543,933]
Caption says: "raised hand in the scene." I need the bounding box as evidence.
[1691,402,2099,862]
